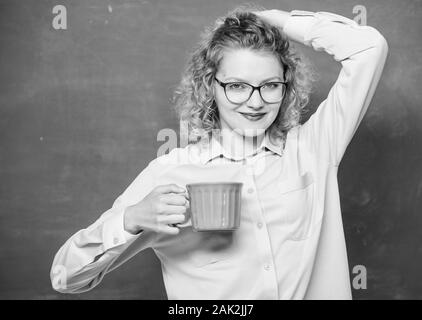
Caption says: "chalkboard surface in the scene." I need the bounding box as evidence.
[0,0,421,299]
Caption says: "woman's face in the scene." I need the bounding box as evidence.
[213,48,285,137]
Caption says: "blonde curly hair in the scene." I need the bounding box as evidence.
[172,5,315,145]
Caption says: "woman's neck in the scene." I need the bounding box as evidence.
[218,128,265,159]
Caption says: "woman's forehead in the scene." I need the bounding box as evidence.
[217,48,284,80]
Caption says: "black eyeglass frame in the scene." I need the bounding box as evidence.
[214,77,287,104]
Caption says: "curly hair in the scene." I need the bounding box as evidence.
[172,5,315,145]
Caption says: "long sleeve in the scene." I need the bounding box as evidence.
[50,160,160,294]
[283,10,389,166]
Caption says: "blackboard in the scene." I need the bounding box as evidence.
[0,0,421,299]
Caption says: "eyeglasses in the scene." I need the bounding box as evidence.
[214,77,287,104]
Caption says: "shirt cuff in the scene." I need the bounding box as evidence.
[102,206,141,251]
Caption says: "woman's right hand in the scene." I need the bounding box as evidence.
[254,9,290,30]
[123,184,189,235]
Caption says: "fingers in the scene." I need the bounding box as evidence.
[158,225,180,235]
[149,184,190,236]
[157,214,186,225]
[161,204,187,215]
[253,10,289,29]
[155,184,186,194]
[161,194,188,206]
[156,214,185,235]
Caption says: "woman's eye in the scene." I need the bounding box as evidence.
[227,83,246,90]
[263,83,281,89]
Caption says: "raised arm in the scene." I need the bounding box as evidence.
[258,10,388,165]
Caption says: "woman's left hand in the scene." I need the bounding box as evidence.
[253,9,290,30]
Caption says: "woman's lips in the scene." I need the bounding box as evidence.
[239,112,266,121]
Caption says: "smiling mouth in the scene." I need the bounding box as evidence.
[239,112,266,120]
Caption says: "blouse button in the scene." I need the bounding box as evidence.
[247,188,254,194]
[257,222,263,229]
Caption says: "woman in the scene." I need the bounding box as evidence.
[51,7,388,299]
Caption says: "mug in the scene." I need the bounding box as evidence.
[186,182,243,232]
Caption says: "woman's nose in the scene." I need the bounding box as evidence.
[247,88,265,109]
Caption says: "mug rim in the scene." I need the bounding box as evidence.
[186,182,243,187]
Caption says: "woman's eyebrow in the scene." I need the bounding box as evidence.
[224,76,283,84]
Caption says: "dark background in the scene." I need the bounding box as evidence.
[0,0,421,299]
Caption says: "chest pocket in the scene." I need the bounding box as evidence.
[277,171,315,241]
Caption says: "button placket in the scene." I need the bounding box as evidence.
[243,166,278,299]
